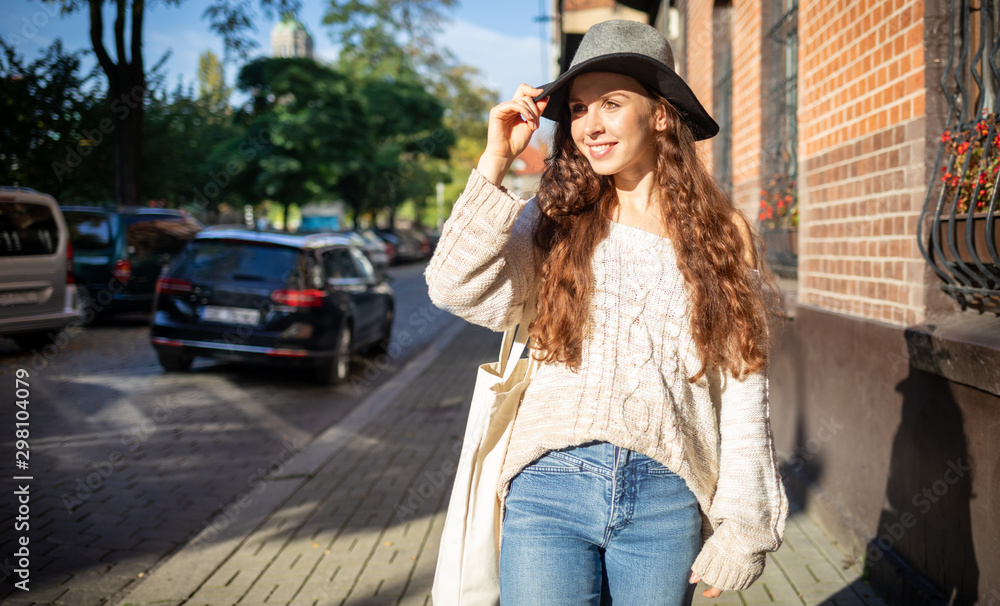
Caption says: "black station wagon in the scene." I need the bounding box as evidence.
[150,228,394,384]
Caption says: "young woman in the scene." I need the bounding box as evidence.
[426,19,788,606]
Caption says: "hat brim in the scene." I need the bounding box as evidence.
[532,53,719,141]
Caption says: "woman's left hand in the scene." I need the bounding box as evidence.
[689,572,723,598]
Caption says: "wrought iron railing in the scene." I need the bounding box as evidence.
[918,0,1000,314]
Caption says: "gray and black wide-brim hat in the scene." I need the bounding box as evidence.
[533,19,719,141]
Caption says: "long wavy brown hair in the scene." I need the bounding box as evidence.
[528,84,784,383]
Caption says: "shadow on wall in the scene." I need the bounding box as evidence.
[864,358,978,606]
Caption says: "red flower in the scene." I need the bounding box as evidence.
[942,130,951,143]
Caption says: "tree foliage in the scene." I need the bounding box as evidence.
[228,56,451,227]
[0,37,113,202]
[197,50,231,113]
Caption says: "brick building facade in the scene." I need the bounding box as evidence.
[552,1,999,604]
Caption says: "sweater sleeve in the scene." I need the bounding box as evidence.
[690,268,788,591]
[691,363,789,591]
[424,169,541,332]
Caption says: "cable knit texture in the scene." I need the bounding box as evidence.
[425,169,789,592]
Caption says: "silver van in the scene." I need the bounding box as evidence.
[0,187,82,351]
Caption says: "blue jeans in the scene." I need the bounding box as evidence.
[500,441,702,606]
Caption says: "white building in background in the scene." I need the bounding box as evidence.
[270,14,314,59]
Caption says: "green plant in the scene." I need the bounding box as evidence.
[940,113,1000,214]
[759,174,798,230]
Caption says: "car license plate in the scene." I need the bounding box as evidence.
[201,306,260,325]
[0,291,40,306]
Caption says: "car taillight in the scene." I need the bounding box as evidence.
[65,240,75,284]
[271,289,326,307]
[156,277,192,295]
[113,258,132,283]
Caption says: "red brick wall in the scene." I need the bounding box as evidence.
[798,0,927,325]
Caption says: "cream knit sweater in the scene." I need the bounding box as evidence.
[425,169,788,592]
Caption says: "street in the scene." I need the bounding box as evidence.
[0,261,453,605]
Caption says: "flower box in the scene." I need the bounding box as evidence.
[936,210,1000,265]
[763,227,798,255]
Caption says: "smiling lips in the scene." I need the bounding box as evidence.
[588,142,617,159]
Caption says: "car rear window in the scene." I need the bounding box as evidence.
[0,200,60,256]
[173,240,301,285]
[64,210,112,251]
[125,214,202,256]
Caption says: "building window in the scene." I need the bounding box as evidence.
[712,0,733,194]
[761,0,798,278]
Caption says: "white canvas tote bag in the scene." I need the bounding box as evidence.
[431,294,538,605]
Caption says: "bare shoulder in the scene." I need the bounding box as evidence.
[730,210,756,267]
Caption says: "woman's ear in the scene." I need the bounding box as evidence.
[654,102,669,132]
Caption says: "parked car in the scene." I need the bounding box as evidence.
[372,227,428,263]
[343,230,391,269]
[150,228,394,385]
[397,227,432,260]
[358,228,397,265]
[0,187,82,350]
[62,206,202,322]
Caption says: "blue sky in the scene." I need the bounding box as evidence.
[1,0,554,101]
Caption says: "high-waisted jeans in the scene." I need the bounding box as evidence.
[499,441,702,606]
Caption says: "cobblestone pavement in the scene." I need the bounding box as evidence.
[0,263,454,605]
[116,319,893,606]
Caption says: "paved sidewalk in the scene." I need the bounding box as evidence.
[117,319,890,606]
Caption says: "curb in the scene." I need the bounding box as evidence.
[117,316,466,606]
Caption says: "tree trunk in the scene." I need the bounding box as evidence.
[90,0,145,206]
[114,70,144,204]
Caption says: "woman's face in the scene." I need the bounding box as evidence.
[568,72,667,181]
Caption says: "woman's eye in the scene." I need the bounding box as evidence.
[570,104,586,113]
[604,100,619,109]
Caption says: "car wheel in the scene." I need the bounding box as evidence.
[11,331,56,352]
[367,307,393,357]
[314,323,352,385]
[157,350,194,372]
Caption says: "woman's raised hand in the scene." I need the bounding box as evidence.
[477,84,549,185]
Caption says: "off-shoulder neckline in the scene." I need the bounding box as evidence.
[608,220,672,242]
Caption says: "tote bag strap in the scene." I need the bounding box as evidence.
[499,289,538,383]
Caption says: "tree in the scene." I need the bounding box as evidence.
[141,64,242,216]
[338,77,453,227]
[323,0,495,226]
[231,57,369,226]
[42,0,300,206]
[197,50,231,113]
[0,37,112,202]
